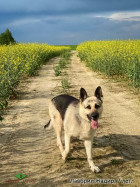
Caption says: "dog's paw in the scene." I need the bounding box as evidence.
[91,166,101,173]
[62,151,67,161]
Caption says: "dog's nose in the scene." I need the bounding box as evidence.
[91,112,99,120]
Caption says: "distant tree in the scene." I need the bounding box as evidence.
[0,29,16,45]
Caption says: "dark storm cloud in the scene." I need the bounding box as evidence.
[0,0,140,44]
[0,0,140,14]
[10,15,140,45]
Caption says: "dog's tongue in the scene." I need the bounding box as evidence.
[91,120,98,129]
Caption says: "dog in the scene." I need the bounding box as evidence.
[44,86,103,173]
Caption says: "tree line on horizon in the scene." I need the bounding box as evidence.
[0,29,16,45]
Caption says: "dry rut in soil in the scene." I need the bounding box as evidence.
[0,52,140,187]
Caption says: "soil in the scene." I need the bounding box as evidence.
[0,52,140,187]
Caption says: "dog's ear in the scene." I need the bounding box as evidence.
[95,86,103,99]
[80,88,88,102]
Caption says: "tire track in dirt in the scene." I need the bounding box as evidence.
[68,51,140,186]
[0,57,66,187]
[0,52,140,187]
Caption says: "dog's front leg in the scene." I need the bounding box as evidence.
[84,139,100,173]
[62,132,71,161]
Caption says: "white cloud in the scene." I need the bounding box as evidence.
[96,11,140,21]
[10,18,41,26]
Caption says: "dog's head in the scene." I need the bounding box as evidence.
[79,86,103,129]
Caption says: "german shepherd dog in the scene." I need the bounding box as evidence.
[44,86,103,173]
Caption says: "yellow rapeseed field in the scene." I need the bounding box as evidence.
[77,40,140,88]
[0,43,69,118]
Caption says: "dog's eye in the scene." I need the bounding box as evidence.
[86,105,91,109]
[95,104,100,109]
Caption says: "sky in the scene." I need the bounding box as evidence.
[0,0,140,45]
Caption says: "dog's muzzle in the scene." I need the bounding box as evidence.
[87,112,99,130]
[87,111,99,121]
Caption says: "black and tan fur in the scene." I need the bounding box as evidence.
[44,86,103,173]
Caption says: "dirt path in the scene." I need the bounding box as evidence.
[0,52,140,187]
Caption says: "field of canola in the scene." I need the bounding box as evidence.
[77,40,140,88]
[0,43,69,118]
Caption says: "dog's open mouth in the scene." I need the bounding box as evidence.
[87,115,98,130]
[91,119,98,129]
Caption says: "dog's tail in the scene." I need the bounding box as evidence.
[44,119,52,129]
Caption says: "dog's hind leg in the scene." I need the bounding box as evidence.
[53,114,64,155]
[62,132,71,160]
[84,138,100,173]
[49,101,64,155]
